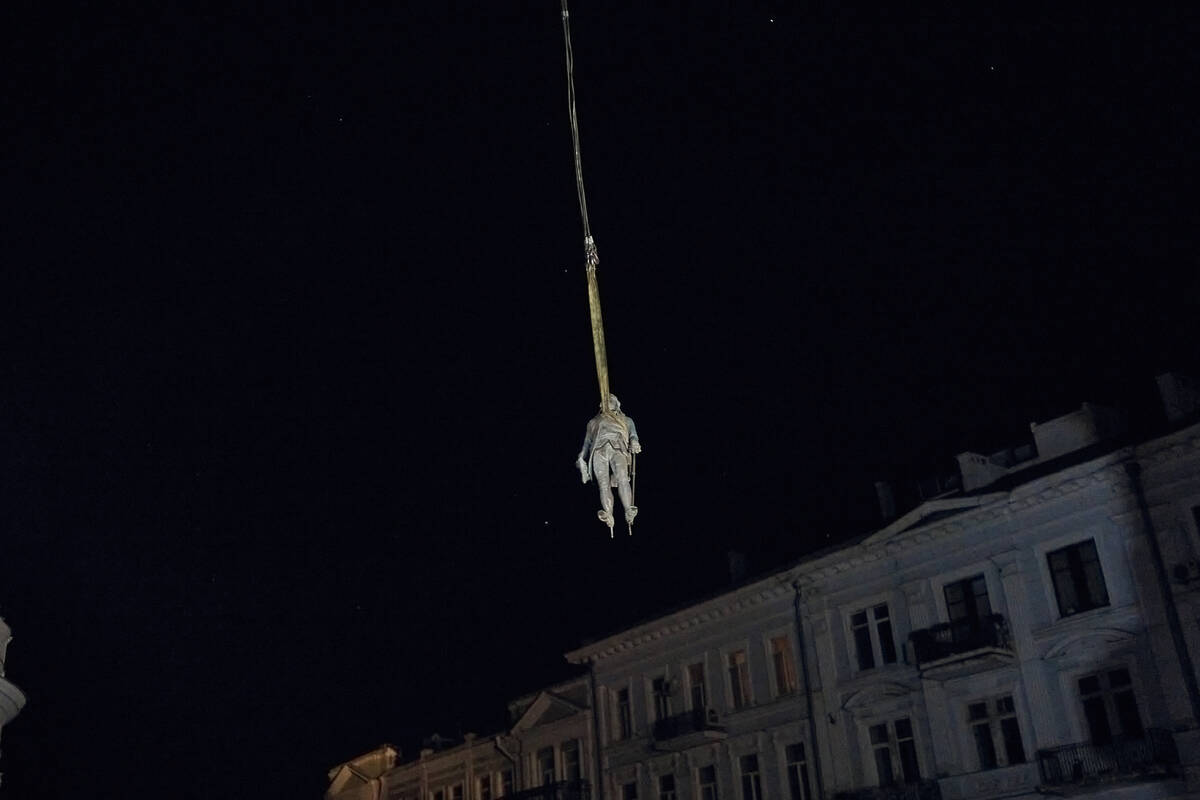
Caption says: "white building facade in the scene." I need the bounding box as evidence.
[567,405,1200,800]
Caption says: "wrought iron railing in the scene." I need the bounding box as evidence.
[1037,729,1178,785]
[506,780,591,800]
[651,707,726,741]
[833,779,941,800]
[908,614,1010,666]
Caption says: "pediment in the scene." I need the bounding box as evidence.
[511,691,584,732]
[842,681,914,711]
[328,765,367,794]
[1044,627,1137,660]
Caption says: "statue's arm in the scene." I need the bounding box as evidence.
[578,418,598,461]
[627,416,641,452]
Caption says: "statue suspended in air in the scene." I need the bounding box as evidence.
[577,394,641,530]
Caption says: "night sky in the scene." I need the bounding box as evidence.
[3,4,1199,798]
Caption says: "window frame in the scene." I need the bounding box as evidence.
[1036,532,1118,623]
[763,629,799,699]
[847,599,900,673]
[965,694,1027,771]
[738,753,764,800]
[1047,538,1111,617]
[783,740,813,800]
[864,717,922,786]
[658,773,676,800]
[1074,665,1146,744]
[724,645,753,711]
[562,738,581,782]
[686,658,709,712]
[650,674,672,723]
[613,682,634,740]
[696,764,719,800]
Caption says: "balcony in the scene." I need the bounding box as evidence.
[507,780,591,800]
[651,708,727,750]
[1037,729,1179,786]
[834,779,942,800]
[908,614,1013,678]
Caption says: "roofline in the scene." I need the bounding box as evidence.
[566,420,1200,664]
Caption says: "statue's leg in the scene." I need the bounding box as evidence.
[593,447,615,524]
[613,451,637,523]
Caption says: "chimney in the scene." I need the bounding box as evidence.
[728,550,747,584]
[874,481,896,522]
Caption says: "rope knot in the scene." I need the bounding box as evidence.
[584,236,599,269]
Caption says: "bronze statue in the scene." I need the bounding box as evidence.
[577,395,641,529]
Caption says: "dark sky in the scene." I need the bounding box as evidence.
[3,4,1198,798]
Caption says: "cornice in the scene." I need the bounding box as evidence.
[567,423,1200,666]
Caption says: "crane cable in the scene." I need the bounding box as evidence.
[560,0,610,414]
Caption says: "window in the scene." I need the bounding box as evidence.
[771,636,798,696]
[617,687,633,739]
[622,783,638,800]
[689,662,707,710]
[869,718,920,786]
[500,771,513,797]
[658,774,676,800]
[563,739,581,781]
[945,574,991,623]
[852,604,898,670]
[1079,668,1144,745]
[479,776,492,800]
[728,650,751,709]
[652,676,671,721]
[451,786,463,800]
[698,765,718,800]
[785,742,812,800]
[538,747,556,785]
[1048,539,1110,616]
[967,696,1026,770]
[433,790,445,800]
[739,754,764,800]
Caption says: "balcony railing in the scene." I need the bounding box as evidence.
[833,779,942,800]
[908,614,1010,666]
[652,707,726,742]
[1037,729,1178,786]
[507,780,591,800]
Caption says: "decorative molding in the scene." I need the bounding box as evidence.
[841,681,914,712]
[1043,627,1138,660]
[568,425,1200,665]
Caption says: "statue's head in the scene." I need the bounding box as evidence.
[604,394,621,412]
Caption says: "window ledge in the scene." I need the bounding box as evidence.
[1031,602,1139,643]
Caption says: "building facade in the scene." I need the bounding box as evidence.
[328,676,598,800]
[1,616,27,789]
[566,400,1200,800]
[332,379,1200,800]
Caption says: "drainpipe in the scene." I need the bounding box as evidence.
[587,661,606,800]
[1125,461,1200,728]
[792,581,826,799]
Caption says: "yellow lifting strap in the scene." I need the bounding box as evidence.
[561,0,610,413]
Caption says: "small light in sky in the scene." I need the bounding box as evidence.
[989,65,995,71]
[769,18,774,22]
[338,116,344,122]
